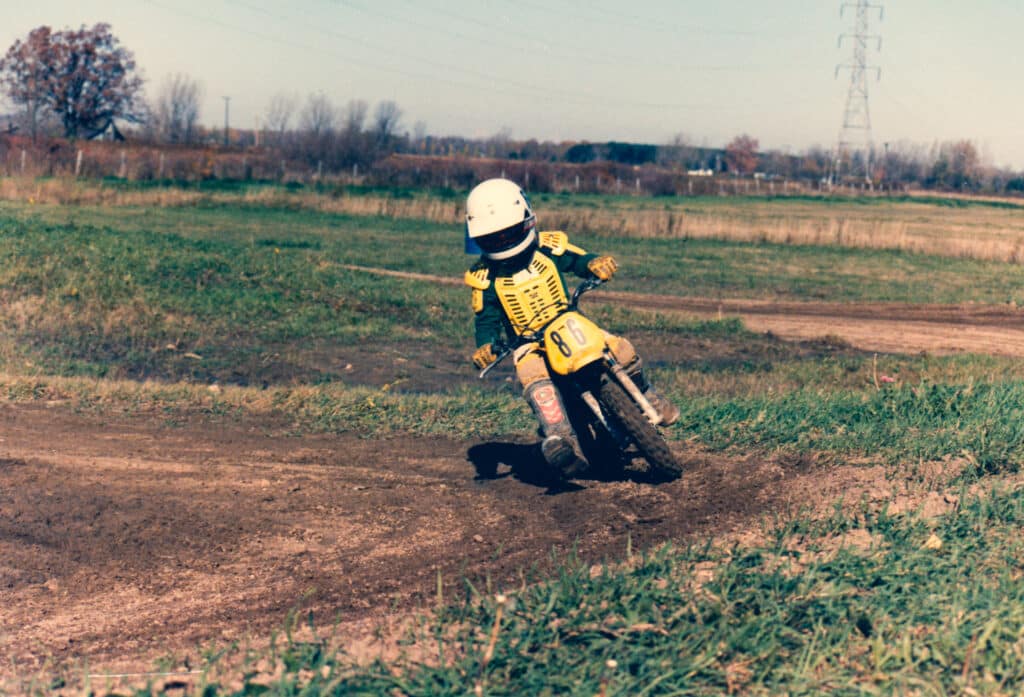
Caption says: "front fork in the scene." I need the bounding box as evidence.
[578,352,662,438]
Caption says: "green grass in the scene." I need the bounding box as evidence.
[0,204,471,381]
[6,198,1024,471]
[674,380,1024,475]
[9,189,1024,693]
[120,483,1024,695]
[5,197,1024,385]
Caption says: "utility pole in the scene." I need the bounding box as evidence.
[832,1,883,186]
[222,96,231,147]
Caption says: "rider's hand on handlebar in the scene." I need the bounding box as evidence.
[472,343,498,369]
[587,255,618,281]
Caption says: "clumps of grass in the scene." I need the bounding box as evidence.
[6,369,1024,476]
[122,483,1024,695]
[0,208,471,382]
[677,380,1024,475]
[0,373,532,439]
[273,384,530,439]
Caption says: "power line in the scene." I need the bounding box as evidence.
[330,0,760,72]
[512,0,763,38]
[142,0,818,139]
[831,0,883,184]
[202,0,742,111]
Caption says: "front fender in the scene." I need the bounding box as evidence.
[543,312,606,376]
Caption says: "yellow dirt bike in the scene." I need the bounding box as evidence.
[480,278,682,481]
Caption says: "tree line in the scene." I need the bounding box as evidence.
[2,23,1021,196]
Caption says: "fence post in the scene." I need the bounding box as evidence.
[574,174,580,192]
[158,152,165,179]
[119,150,127,179]
[75,149,83,177]
[636,177,640,193]
[20,149,26,174]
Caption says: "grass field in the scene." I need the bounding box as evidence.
[5,192,1024,464]
[5,180,1024,693]
[7,176,1024,262]
[207,484,1024,696]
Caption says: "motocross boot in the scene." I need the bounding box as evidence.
[524,380,587,477]
[628,363,680,427]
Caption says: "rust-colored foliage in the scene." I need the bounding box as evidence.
[0,23,144,140]
[724,134,760,175]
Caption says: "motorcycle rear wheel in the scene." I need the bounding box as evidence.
[598,376,682,480]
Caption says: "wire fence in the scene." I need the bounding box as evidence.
[0,135,908,198]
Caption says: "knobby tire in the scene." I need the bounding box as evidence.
[598,376,682,480]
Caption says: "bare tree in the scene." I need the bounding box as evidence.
[265,91,297,144]
[335,99,370,167]
[300,92,336,137]
[295,92,339,166]
[372,99,402,146]
[659,133,704,170]
[930,140,981,191]
[486,127,513,158]
[154,73,201,144]
[341,99,367,134]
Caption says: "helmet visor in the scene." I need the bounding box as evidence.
[475,216,537,254]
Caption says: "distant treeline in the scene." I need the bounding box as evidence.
[2,126,1022,199]
[1,21,1020,197]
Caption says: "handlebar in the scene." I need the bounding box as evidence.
[477,277,605,379]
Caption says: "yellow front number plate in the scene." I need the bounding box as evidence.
[545,313,605,375]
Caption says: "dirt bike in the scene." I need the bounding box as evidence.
[479,277,682,481]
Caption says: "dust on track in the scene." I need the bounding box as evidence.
[4,274,1020,680]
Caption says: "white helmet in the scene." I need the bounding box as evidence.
[465,178,537,260]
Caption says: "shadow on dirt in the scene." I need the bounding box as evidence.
[467,441,575,493]
[466,441,675,492]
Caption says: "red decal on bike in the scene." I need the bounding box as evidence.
[533,385,565,425]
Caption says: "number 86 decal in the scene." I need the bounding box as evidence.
[550,317,587,357]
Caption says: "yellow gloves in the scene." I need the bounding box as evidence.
[472,343,497,369]
[587,255,618,281]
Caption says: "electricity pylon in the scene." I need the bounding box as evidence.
[832,0,883,185]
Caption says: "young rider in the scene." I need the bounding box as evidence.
[464,177,679,475]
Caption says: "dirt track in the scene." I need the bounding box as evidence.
[3,286,1021,683]
[345,265,1024,357]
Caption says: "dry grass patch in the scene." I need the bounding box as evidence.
[5,177,1024,263]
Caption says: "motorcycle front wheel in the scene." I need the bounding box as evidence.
[598,376,682,481]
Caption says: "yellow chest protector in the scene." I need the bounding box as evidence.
[495,252,568,334]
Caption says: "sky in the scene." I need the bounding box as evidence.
[4,0,1024,169]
